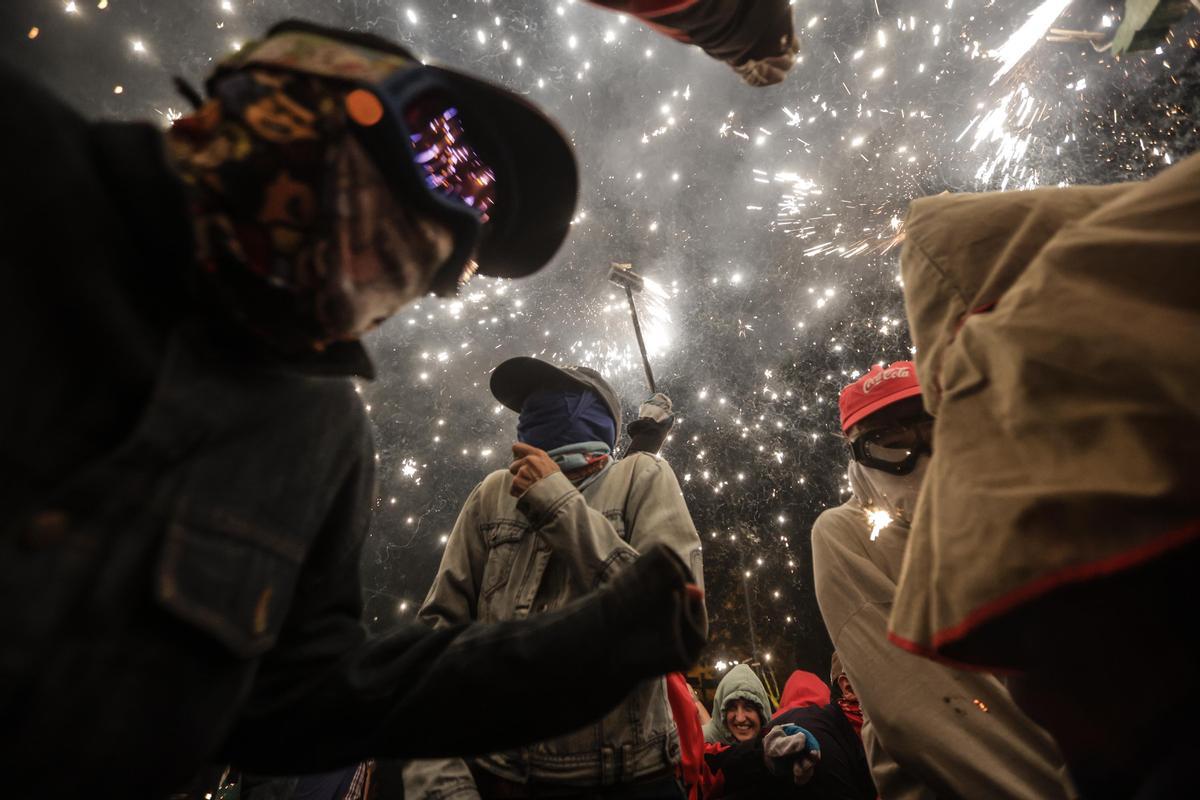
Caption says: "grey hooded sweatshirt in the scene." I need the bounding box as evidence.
[811,479,1074,800]
[702,664,772,745]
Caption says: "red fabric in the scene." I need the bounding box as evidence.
[837,697,865,737]
[774,670,831,715]
[601,0,702,17]
[700,742,729,798]
[586,1,698,44]
[667,673,720,800]
[838,361,922,432]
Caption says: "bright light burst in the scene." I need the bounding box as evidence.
[867,509,893,541]
[36,0,1193,667]
[988,0,1073,84]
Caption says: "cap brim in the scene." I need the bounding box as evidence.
[490,357,593,413]
[430,67,578,281]
[842,385,924,432]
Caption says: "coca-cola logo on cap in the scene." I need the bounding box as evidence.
[862,365,911,394]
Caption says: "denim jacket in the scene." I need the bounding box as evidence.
[406,454,705,794]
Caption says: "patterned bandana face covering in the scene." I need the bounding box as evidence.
[167,29,497,349]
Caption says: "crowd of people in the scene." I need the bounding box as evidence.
[2,1,1197,798]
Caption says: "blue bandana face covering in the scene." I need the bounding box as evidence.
[517,390,617,452]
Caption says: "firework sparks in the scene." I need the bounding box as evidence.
[988,0,1074,84]
[868,509,893,541]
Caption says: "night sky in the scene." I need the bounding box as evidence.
[7,0,1197,689]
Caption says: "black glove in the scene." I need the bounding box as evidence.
[626,393,675,456]
[597,543,707,676]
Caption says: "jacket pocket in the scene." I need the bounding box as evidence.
[480,520,528,600]
[155,506,306,659]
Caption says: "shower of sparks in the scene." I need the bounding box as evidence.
[27,0,1196,672]
[988,0,1073,84]
[961,83,1046,188]
[867,509,893,541]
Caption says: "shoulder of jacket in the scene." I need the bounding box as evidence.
[812,501,866,537]
[476,468,515,493]
[618,450,675,478]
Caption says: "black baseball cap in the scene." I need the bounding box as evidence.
[490,357,622,433]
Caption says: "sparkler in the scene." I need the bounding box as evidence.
[867,509,893,541]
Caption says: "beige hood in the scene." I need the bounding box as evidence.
[889,152,1200,667]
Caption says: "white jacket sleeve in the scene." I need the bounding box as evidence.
[418,483,488,629]
[811,508,1071,800]
[407,486,489,799]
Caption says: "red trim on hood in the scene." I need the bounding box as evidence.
[888,518,1200,671]
[623,0,703,16]
[586,1,697,42]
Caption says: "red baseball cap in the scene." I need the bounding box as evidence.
[839,361,923,432]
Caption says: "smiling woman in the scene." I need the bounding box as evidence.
[724,698,765,742]
[704,663,773,745]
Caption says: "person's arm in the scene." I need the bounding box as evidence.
[623,454,704,589]
[625,393,675,456]
[588,0,797,86]
[810,510,1070,800]
[416,483,487,630]
[403,488,490,800]
[221,428,706,774]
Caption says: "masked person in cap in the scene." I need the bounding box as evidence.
[0,22,705,798]
[404,357,705,799]
[810,363,1074,800]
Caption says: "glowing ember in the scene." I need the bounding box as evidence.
[867,509,893,541]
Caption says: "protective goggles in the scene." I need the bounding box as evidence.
[214,22,506,296]
[848,417,934,475]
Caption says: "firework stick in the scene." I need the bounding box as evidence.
[608,262,657,394]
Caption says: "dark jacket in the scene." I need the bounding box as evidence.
[590,0,795,65]
[703,704,874,800]
[0,63,701,798]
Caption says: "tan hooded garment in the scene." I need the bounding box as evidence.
[889,151,1200,667]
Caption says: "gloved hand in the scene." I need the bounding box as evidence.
[731,33,800,87]
[597,544,707,675]
[626,393,675,456]
[762,724,821,785]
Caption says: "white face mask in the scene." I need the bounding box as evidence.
[847,456,929,525]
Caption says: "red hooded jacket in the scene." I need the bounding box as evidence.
[775,669,831,716]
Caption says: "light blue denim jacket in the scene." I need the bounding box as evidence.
[405,453,705,795]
